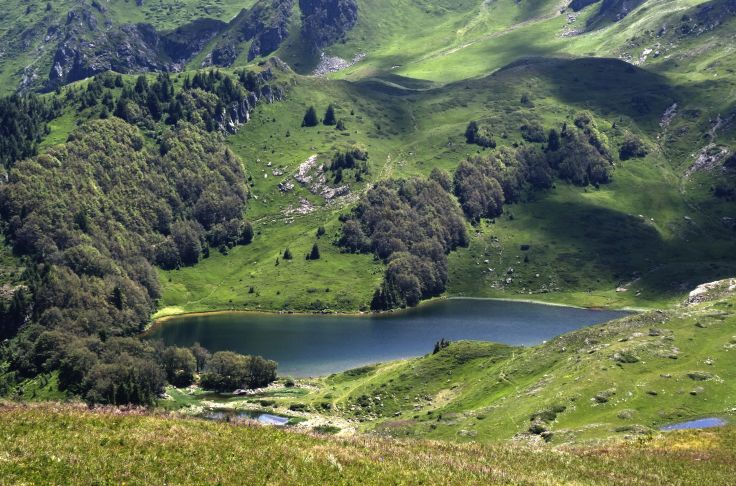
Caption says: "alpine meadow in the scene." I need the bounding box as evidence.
[1,0,736,484]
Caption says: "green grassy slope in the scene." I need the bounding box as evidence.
[288,280,736,443]
[157,55,736,314]
[1,403,735,485]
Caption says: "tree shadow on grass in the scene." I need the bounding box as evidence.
[522,197,736,298]
[494,57,679,129]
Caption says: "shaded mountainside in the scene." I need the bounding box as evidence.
[300,0,359,49]
[205,0,294,67]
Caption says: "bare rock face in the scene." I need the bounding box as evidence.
[299,0,358,49]
[687,279,736,305]
[47,6,226,89]
[206,0,294,67]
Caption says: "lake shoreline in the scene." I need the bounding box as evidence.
[147,294,640,333]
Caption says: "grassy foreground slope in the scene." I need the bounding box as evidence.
[1,404,735,485]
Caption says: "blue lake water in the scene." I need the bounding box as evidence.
[148,298,629,377]
[660,417,727,431]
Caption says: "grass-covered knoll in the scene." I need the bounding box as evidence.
[293,280,736,443]
[1,403,735,485]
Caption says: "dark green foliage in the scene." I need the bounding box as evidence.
[339,178,468,309]
[283,248,293,260]
[241,221,255,244]
[200,351,277,392]
[190,342,211,373]
[0,94,61,169]
[329,146,369,181]
[302,106,319,127]
[161,346,197,387]
[316,226,326,237]
[454,158,506,221]
[429,168,452,192]
[83,350,165,406]
[619,136,648,160]
[308,243,321,260]
[0,118,250,403]
[323,104,337,125]
[336,119,347,131]
[106,69,276,133]
[549,130,612,185]
[465,121,496,148]
[433,338,450,354]
[56,336,166,405]
[547,129,560,152]
[520,122,546,143]
[465,121,479,143]
[455,122,611,224]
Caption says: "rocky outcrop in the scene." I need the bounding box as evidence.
[47,6,226,89]
[687,278,736,305]
[586,0,647,28]
[50,23,170,88]
[213,63,287,133]
[206,0,293,67]
[299,0,358,49]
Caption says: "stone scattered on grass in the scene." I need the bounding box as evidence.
[593,389,616,404]
[613,351,640,363]
[690,386,705,396]
[617,409,636,420]
[688,371,713,381]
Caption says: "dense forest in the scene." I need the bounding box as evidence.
[0,66,285,404]
[0,95,61,169]
[338,177,468,309]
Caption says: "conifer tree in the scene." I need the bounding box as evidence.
[302,106,319,127]
[323,104,336,125]
[309,243,321,260]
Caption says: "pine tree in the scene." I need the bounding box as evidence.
[283,248,293,260]
[323,104,336,126]
[547,129,560,152]
[241,221,254,244]
[302,106,319,127]
[309,243,320,260]
[465,121,479,144]
[336,119,346,131]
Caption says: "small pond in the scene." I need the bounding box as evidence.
[200,409,291,426]
[660,417,727,431]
